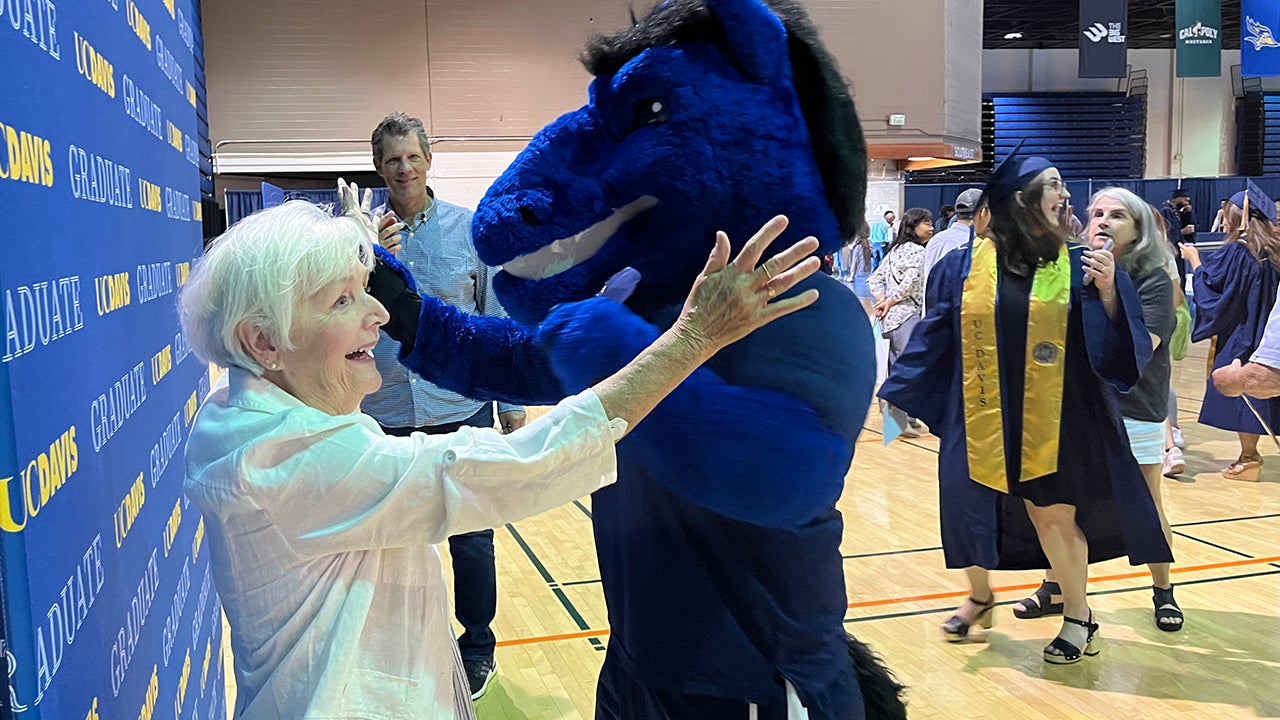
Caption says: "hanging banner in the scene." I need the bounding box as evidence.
[1079,0,1129,78]
[1243,0,1280,77]
[1176,0,1222,77]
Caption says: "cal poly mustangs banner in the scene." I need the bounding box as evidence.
[1079,0,1128,78]
[1243,0,1280,77]
[0,2,225,720]
[1176,0,1222,77]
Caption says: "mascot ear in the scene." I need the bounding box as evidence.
[705,0,791,87]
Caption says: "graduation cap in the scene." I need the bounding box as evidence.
[981,139,1054,208]
[1231,179,1276,225]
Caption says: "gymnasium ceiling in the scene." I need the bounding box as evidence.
[983,1,1241,50]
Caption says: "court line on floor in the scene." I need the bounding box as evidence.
[1174,529,1254,559]
[504,523,606,651]
[547,515,1280,589]
[495,554,1280,649]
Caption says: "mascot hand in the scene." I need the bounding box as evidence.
[368,245,424,351]
[536,296,659,392]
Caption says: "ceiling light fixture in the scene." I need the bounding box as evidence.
[1004,32,1023,39]
[907,156,935,162]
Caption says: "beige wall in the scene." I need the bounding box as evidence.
[204,0,983,175]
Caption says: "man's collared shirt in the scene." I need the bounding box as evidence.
[363,192,523,427]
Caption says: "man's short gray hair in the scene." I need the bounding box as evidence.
[178,201,375,374]
[372,112,431,165]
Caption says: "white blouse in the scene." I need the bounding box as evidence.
[184,368,621,720]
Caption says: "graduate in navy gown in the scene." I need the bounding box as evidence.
[879,153,1173,665]
[1181,184,1280,482]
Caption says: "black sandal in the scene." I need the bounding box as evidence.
[942,596,995,643]
[1153,585,1184,632]
[1012,580,1064,619]
[1043,615,1100,664]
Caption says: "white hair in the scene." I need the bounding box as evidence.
[178,201,375,374]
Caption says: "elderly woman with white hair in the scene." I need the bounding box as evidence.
[178,200,818,720]
[1012,187,1184,632]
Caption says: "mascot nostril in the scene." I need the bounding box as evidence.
[415,0,903,716]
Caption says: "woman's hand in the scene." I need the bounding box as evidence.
[872,296,897,319]
[671,215,820,358]
[338,178,406,254]
[1083,245,1117,298]
[1180,243,1201,271]
[589,215,820,439]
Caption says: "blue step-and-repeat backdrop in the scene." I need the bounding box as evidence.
[0,1,224,719]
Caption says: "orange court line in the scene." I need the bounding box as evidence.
[498,628,611,648]
[495,554,1280,649]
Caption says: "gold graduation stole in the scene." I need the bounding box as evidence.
[960,237,1071,492]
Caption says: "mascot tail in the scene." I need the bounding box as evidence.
[847,634,907,719]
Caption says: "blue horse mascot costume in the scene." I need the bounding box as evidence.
[367,0,904,717]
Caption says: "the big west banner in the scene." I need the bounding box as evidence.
[1079,0,1129,79]
[0,1,224,719]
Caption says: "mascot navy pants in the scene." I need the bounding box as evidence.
[595,644,791,720]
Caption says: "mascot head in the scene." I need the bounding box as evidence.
[472,0,866,325]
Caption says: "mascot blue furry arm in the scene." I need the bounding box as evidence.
[373,1,905,717]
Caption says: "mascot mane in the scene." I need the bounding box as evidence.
[582,0,866,239]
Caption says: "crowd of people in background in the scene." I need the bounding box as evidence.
[827,162,1280,656]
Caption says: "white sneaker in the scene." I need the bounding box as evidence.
[1163,447,1185,478]
[1171,427,1186,449]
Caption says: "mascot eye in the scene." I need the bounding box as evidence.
[631,98,669,131]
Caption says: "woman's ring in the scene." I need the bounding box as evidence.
[767,286,776,299]
[762,263,774,279]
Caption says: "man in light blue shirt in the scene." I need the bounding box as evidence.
[870,209,895,267]
[363,112,525,700]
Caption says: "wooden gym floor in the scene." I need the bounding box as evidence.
[467,338,1280,720]
[215,339,1280,719]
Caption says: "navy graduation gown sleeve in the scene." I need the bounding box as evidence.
[1190,241,1258,344]
[397,294,567,405]
[1190,241,1280,433]
[1077,246,1153,393]
[875,252,962,430]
